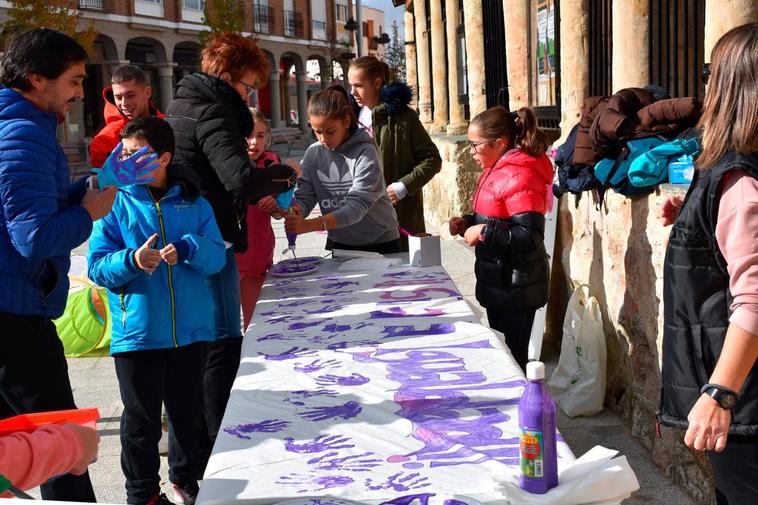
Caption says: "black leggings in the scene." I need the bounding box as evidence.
[486,306,537,372]
[708,436,758,505]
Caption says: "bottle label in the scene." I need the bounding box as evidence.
[520,429,544,478]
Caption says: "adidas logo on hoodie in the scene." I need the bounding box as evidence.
[318,161,352,209]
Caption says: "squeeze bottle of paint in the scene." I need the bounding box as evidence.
[518,361,558,493]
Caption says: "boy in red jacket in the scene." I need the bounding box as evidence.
[89,65,164,167]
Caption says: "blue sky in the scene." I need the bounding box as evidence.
[362,0,405,39]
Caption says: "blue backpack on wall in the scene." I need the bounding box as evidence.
[594,137,665,196]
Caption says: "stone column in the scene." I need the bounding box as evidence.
[445,0,466,135]
[156,63,176,111]
[504,0,529,110]
[558,0,589,144]
[269,69,284,128]
[704,0,758,58]
[462,0,486,117]
[296,70,309,132]
[413,0,433,124]
[612,0,649,91]
[429,0,449,133]
[404,10,419,110]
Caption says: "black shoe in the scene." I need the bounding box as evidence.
[171,482,198,505]
[146,493,174,505]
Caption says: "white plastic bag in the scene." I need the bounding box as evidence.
[548,284,607,417]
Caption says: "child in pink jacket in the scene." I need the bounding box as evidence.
[0,424,99,495]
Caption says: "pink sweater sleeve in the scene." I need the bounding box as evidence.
[715,170,758,336]
[0,425,83,493]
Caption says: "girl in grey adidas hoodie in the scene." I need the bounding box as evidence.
[284,87,401,253]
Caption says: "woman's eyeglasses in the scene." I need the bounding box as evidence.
[240,80,257,97]
[468,139,491,152]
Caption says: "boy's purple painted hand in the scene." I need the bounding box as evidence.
[93,143,158,188]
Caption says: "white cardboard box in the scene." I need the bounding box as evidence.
[408,234,441,267]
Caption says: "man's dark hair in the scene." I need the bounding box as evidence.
[120,117,175,157]
[0,28,88,91]
[111,65,148,86]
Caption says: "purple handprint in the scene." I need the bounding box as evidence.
[294,359,340,373]
[380,494,436,505]
[322,323,353,333]
[260,346,317,361]
[327,340,381,351]
[365,473,431,492]
[304,304,343,314]
[316,373,370,387]
[307,451,382,472]
[284,388,340,405]
[288,321,322,330]
[299,401,362,422]
[257,332,296,342]
[284,434,355,453]
[276,473,354,493]
[322,281,360,290]
[223,419,291,440]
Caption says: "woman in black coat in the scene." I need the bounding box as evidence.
[166,32,294,479]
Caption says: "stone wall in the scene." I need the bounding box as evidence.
[422,135,482,235]
[550,185,715,505]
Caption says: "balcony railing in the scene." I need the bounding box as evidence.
[253,4,275,34]
[284,10,304,38]
[79,0,115,11]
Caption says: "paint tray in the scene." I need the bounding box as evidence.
[0,407,100,436]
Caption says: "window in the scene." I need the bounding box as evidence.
[336,2,348,22]
[528,0,560,133]
[589,0,612,96]
[530,0,558,107]
[254,0,273,34]
[482,0,507,108]
[182,0,203,9]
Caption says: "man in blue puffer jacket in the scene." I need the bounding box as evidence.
[88,117,226,505]
[0,29,120,502]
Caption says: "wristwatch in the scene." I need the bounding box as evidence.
[700,383,739,410]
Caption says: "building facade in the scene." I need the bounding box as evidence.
[0,0,357,159]
[402,1,758,504]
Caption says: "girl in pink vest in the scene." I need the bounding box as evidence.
[449,106,554,371]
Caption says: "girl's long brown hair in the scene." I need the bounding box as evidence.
[470,106,548,158]
[350,56,390,85]
[696,23,758,170]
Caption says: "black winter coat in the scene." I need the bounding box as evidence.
[660,151,758,436]
[165,73,292,252]
[470,212,550,309]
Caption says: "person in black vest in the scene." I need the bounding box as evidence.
[658,23,758,505]
[165,32,295,481]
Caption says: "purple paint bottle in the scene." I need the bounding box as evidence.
[518,361,558,493]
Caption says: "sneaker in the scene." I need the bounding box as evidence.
[145,493,174,505]
[171,482,199,505]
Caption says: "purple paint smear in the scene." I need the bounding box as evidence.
[284,434,355,453]
[316,373,370,386]
[306,451,383,472]
[380,493,436,505]
[288,321,323,330]
[370,307,446,319]
[365,472,431,492]
[260,346,317,361]
[351,340,527,468]
[276,473,355,494]
[379,287,461,302]
[223,419,291,439]
[294,359,340,373]
[382,324,456,338]
[299,401,362,422]
[257,332,297,342]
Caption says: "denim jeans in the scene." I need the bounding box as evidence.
[205,248,242,339]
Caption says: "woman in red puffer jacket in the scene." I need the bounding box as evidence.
[450,106,554,371]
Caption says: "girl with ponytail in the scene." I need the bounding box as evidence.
[449,106,553,371]
[283,86,401,253]
[348,56,441,250]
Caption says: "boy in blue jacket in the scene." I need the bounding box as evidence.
[88,117,226,505]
